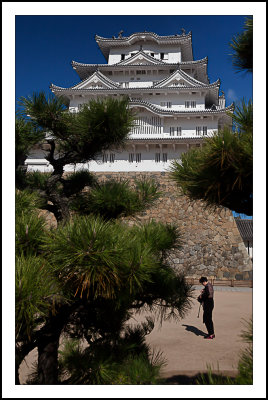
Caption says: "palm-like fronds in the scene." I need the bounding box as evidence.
[229,98,253,135]
[16,189,43,216]
[17,92,69,133]
[169,125,252,215]
[70,178,161,219]
[15,116,45,169]
[229,17,253,73]
[58,326,166,385]
[41,215,128,299]
[16,255,61,340]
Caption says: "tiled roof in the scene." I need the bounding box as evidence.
[235,219,253,242]
[71,56,208,69]
[152,67,218,88]
[95,31,192,42]
[128,99,233,115]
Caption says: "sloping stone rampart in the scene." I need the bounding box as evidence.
[92,171,252,281]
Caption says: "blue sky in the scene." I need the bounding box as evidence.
[15,15,253,107]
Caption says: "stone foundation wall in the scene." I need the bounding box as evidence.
[41,171,252,280]
[92,171,253,281]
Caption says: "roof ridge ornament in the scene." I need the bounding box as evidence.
[118,30,123,38]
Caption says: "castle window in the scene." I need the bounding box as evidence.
[155,153,161,163]
[167,102,172,108]
[203,126,208,135]
[170,127,175,136]
[121,54,125,60]
[102,153,108,163]
[137,70,146,75]
[196,126,202,135]
[191,101,196,108]
[177,127,182,136]
[136,153,141,163]
[160,53,168,60]
[150,53,155,57]
[110,154,115,163]
[162,153,168,162]
[185,101,190,108]
[124,82,129,88]
[129,153,135,163]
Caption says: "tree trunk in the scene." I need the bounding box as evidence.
[46,168,70,224]
[37,312,66,385]
[37,332,61,384]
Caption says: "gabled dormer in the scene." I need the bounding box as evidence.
[116,50,166,66]
[153,68,213,88]
[59,70,120,90]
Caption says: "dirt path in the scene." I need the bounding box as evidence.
[127,288,253,382]
[19,287,252,384]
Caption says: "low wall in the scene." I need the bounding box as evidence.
[92,171,253,281]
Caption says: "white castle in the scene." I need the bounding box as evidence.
[26,30,233,172]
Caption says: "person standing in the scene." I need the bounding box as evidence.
[197,277,215,339]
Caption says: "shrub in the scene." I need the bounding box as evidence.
[70,178,161,219]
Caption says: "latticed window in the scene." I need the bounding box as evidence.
[162,153,168,162]
[110,154,115,163]
[155,153,161,163]
[185,101,190,108]
[129,153,135,163]
[170,127,175,136]
[177,127,182,136]
[196,126,202,135]
[135,153,141,163]
[203,126,207,135]
[191,101,196,108]
[102,153,108,163]
[167,102,172,108]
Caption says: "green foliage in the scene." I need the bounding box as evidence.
[15,255,59,340]
[57,323,166,384]
[16,190,47,256]
[41,215,159,299]
[130,220,180,255]
[70,178,161,219]
[63,170,97,197]
[229,17,253,73]
[230,99,253,136]
[17,91,69,134]
[16,212,47,257]
[15,116,45,169]
[169,125,253,215]
[15,189,43,216]
[236,318,253,384]
[23,171,52,191]
[196,365,235,385]
[18,93,135,165]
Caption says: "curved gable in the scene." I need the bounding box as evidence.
[71,71,119,89]
[117,51,165,66]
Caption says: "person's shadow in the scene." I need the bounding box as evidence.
[182,324,207,337]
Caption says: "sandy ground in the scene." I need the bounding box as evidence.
[19,287,252,384]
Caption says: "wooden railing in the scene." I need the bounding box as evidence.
[185,277,253,288]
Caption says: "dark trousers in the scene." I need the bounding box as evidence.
[203,300,214,335]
